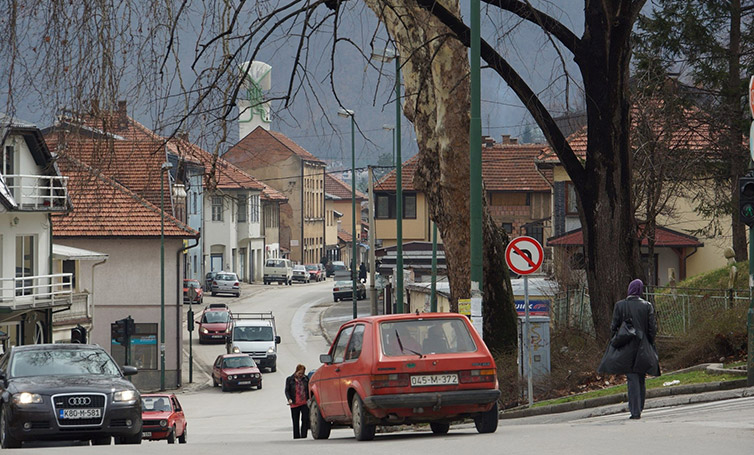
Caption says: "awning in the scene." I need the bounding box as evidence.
[53,244,109,261]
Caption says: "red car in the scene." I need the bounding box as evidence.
[308,313,500,441]
[212,354,263,391]
[141,394,187,444]
[197,306,233,344]
[305,264,323,282]
[183,279,203,304]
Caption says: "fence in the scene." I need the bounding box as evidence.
[550,286,750,337]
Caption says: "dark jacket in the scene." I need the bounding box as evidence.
[285,374,310,404]
[598,296,660,376]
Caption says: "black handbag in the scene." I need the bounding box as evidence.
[610,318,637,348]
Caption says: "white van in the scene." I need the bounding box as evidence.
[263,258,293,285]
[227,312,280,372]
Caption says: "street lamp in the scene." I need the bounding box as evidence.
[382,124,395,165]
[338,107,358,320]
[160,160,173,391]
[371,47,403,313]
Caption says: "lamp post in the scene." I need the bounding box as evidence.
[338,107,358,320]
[160,161,173,391]
[372,47,403,313]
[469,0,484,335]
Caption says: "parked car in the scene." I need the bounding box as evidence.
[141,393,187,444]
[292,265,310,283]
[332,280,366,302]
[305,264,323,282]
[182,279,203,304]
[212,354,263,391]
[211,272,240,297]
[0,343,142,448]
[331,261,348,278]
[205,272,217,291]
[308,313,500,441]
[197,306,233,344]
[263,258,292,285]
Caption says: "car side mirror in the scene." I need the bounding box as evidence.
[275,336,281,344]
[122,366,138,376]
[319,354,332,365]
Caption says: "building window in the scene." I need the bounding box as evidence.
[111,323,158,370]
[250,195,260,222]
[237,194,247,222]
[566,182,578,215]
[15,235,34,296]
[192,192,198,215]
[212,196,223,221]
[377,195,390,219]
[62,260,76,291]
[376,193,417,219]
[404,194,417,219]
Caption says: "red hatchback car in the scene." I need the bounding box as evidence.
[308,313,500,441]
[182,279,203,304]
[212,354,263,391]
[141,394,187,444]
[197,307,233,344]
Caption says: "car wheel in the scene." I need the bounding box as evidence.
[0,407,21,449]
[309,398,331,440]
[213,375,218,387]
[211,292,216,296]
[236,293,240,297]
[334,297,339,302]
[178,425,187,444]
[351,394,376,441]
[92,436,111,445]
[257,381,263,390]
[221,378,229,392]
[430,422,450,434]
[167,425,176,444]
[270,363,277,373]
[474,402,499,434]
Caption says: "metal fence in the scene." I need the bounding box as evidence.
[550,286,749,337]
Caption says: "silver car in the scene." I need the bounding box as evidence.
[211,272,240,297]
[292,265,310,283]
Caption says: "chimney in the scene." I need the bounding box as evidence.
[482,136,495,147]
[177,130,189,142]
[501,135,518,145]
[117,100,128,130]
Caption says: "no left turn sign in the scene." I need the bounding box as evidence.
[505,236,544,275]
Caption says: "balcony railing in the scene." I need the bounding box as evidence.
[0,273,73,309]
[4,174,68,211]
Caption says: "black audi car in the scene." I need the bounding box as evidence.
[0,343,142,448]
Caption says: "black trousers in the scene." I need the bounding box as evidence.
[290,404,310,439]
[627,373,646,417]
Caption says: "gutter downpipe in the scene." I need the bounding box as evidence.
[90,257,109,335]
[177,236,200,389]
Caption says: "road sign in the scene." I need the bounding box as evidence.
[505,236,544,275]
[749,76,754,118]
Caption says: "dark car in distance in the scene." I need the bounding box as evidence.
[0,344,142,448]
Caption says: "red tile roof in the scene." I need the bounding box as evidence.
[338,228,353,243]
[547,224,702,248]
[377,143,551,192]
[325,173,366,200]
[227,126,325,166]
[52,156,198,238]
[168,138,265,192]
[260,182,287,202]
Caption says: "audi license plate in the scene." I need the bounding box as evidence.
[59,408,102,419]
[410,374,459,387]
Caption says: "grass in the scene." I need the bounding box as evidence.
[530,370,745,408]
[665,260,749,290]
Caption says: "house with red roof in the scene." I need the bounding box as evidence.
[225,126,326,265]
[325,172,366,267]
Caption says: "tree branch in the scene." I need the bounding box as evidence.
[416,0,586,184]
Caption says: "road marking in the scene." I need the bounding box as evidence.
[291,295,328,351]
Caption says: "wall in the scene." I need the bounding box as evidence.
[375,192,432,246]
[302,163,325,264]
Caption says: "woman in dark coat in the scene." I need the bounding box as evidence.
[285,364,310,438]
[598,279,659,419]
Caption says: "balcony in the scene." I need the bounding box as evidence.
[0,273,73,309]
[52,293,91,326]
[4,174,69,212]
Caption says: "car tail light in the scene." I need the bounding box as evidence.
[333,287,339,292]
[371,373,410,388]
[459,369,496,384]
[213,281,218,286]
[234,282,239,286]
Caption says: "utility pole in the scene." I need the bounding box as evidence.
[469,0,484,336]
[368,166,377,315]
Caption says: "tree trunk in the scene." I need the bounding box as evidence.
[365,0,518,352]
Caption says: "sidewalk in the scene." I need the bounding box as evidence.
[320,297,753,420]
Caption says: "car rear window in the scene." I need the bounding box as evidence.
[379,319,477,356]
[203,311,230,323]
[266,260,284,267]
[216,274,236,281]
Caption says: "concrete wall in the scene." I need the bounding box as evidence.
[53,237,184,391]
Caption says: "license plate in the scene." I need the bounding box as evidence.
[238,381,251,385]
[410,374,459,387]
[59,408,102,419]
[211,335,222,338]
[142,432,152,438]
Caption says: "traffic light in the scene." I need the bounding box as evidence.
[740,176,754,227]
[112,319,127,345]
[124,316,135,338]
[71,326,87,344]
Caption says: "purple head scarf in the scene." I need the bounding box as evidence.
[627,279,643,297]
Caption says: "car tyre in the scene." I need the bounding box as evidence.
[178,426,187,444]
[270,363,277,373]
[221,378,229,392]
[211,292,216,296]
[309,398,331,440]
[213,376,218,387]
[167,425,176,444]
[0,407,21,449]
[351,394,376,441]
[430,422,450,434]
[474,402,498,434]
[257,381,263,390]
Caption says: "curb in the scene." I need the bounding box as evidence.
[500,379,750,419]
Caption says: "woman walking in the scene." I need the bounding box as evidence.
[285,364,310,438]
